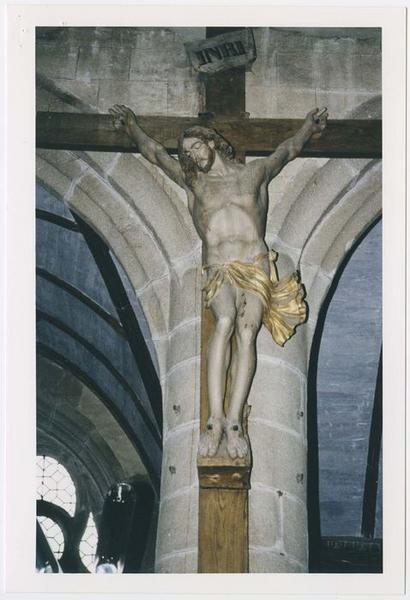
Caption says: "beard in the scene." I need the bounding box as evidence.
[180,146,216,188]
[196,146,215,173]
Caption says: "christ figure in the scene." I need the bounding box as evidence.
[109,104,328,459]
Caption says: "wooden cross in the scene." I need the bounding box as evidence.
[36,112,381,159]
[36,27,381,574]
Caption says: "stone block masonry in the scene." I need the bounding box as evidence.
[246,28,380,119]
[36,27,206,117]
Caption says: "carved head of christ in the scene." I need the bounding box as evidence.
[182,137,216,173]
[178,126,235,187]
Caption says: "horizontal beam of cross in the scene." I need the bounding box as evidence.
[36,112,382,159]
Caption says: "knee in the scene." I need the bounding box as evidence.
[214,315,235,339]
[236,321,258,347]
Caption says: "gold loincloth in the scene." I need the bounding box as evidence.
[202,250,307,347]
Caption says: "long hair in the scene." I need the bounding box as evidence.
[177,126,235,188]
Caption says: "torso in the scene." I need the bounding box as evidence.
[189,161,269,265]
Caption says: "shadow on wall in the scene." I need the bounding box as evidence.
[307,216,382,573]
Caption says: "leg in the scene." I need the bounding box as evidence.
[225,290,264,458]
[198,282,236,457]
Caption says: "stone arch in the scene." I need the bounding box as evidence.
[305,214,382,568]
[301,161,381,326]
[247,95,382,573]
[36,354,147,510]
[264,96,381,345]
[36,78,203,572]
[37,425,109,515]
[36,75,199,344]
[36,146,199,358]
[302,96,382,568]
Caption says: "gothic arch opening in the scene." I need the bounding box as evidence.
[36,182,162,571]
[307,217,382,572]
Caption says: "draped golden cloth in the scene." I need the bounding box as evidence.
[202,251,307,347]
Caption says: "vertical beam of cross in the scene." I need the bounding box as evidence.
[197,27,251,574]
[204,28,246,118]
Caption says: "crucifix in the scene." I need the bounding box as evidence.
[36,27,381,574]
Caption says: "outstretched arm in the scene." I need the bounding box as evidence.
[109,105,187,190]
[261,107,328,183]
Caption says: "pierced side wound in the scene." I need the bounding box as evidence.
[232,424,239,431]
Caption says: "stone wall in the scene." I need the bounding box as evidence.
[36,26,380,119]
[247,28,380,118]
[37,355,146,509]
[36,27,205,116]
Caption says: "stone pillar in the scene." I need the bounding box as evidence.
[248,320,308,572]
[154,261,202,573]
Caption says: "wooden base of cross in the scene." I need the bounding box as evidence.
[197,454,251,573]
[197,308,252,573]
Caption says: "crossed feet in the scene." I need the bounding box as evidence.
[198,416,249,459]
